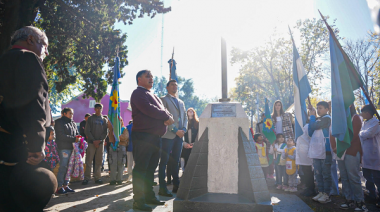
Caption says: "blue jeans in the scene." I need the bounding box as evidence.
[330,159,339,195]
[275,164,288,186]
[313,154,332,193]
[57,149,72,186]
[159,136,183,189]
[338,152,364,202]
[362,167,380,200]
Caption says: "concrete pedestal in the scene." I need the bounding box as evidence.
[173,102,272,212]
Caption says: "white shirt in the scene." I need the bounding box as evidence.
[275,116,283,134]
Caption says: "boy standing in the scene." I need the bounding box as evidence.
[360,105,380,208]
[308,101,332,203]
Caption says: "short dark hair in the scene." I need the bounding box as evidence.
[136,70,151,85]
[62,107,73,114]
[254,133,262,141]
[94,103,103,109]
[47,126,55,132]
[166,79,177,87]
[317,101,329,109]
[361,105,376,116]
[85,113,91,118]
[276,133,284,139]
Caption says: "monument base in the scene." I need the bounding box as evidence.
[174,193,272,212]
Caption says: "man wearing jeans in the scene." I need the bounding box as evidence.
[83,103,108,185]
[158,79,188,197]
[55,107,79,194]
[130,70,174,211]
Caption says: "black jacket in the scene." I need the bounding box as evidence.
[184,124,199,144]
[55,116,79,150]
[79,120,86,138]
[0,48,51,162]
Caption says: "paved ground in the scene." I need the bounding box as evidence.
[45,164,380,212]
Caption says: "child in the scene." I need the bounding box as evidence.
[283,138,297,192]
[308,101,332,203]
[296,123,315,197]
[43,126,60,171]
[254,133,269,177]
[273,133,288,190]
[359,105,380,210]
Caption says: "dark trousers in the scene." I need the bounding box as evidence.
[300,165,315,191]
[159,136,183,189]
[166,153,173,183]
[362,168,380,200]
[0,163,57,212]
[132,132,161,203]
[182,148,192,169]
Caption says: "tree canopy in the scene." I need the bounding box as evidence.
[0,0,170,104]
[230,17,340,120]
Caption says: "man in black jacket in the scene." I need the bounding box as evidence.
[0,26,57,211]
[80,113,91,138]
[55,107,79,194]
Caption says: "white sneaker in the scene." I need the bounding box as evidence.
[312,192,323,202]
[318,193,331,203]
[354,202,368,211]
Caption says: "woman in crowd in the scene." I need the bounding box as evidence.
[181,108,199,170]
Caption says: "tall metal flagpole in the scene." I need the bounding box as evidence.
[219,37,230,102]
[169,47,174,80]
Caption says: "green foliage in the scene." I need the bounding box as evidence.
[0,0,170,105]
[230,17,340,117]
[152,76,208,116]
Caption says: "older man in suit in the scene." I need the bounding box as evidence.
[158,79,188,196]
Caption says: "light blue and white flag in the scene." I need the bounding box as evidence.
[291,34,312,140]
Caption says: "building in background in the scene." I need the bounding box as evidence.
[61,93,132,125]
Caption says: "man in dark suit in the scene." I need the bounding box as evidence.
[158,79,188,196]
[80,113,91,137]
[130,70,174,211]
[0,26,57,211]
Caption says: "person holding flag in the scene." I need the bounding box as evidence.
[319,10,368,211]
[289,27,315,197]
[107,56,127,185]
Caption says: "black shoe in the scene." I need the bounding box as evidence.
[109,180,116,185]
[172,185,179,193]
[158,188,173,197]
[95,179,103,184]
[116,181,122,185]
[82,180,89,185]
[340,200,354,209]
[64,186,75,192]
[355,202,368,211]
[133,202,152,211]
[146,198,165,205]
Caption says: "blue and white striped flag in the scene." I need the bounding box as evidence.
[292,37,312,140]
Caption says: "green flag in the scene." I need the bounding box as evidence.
[262,98,276,144]
[327,23,363,158]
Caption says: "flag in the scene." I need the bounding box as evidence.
[291,31,312,140]
[168,59,178,82]
[262,98,276,144]
[329,31,363,158]
[108,57,122,151]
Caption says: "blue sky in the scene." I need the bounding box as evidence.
[113,0,375,102]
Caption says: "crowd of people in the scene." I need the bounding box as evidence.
[1,26,380,212]
[254,100,380,212]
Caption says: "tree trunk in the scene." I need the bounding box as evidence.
[0,0,42,55]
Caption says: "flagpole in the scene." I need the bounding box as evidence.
[318,10,380,120]
[288,25,313,109]
[170,47,174,80]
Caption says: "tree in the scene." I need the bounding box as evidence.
[344,33,380,106]
[230,17,340,119]
[0,0,170,102]
[152,76,208,116]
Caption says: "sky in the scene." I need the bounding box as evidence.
[112,0,375,103]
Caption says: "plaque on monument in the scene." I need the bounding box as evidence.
[211,104,236,117]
